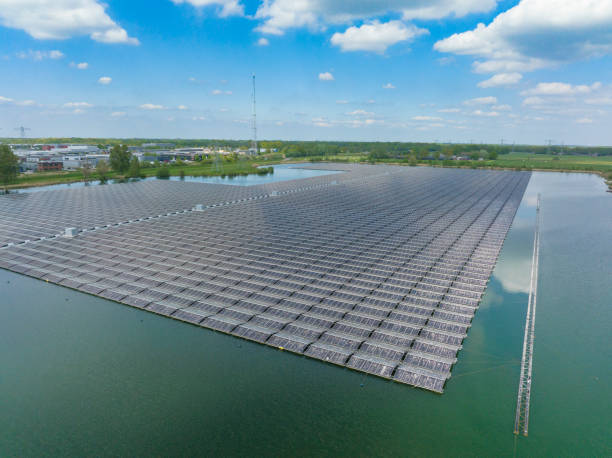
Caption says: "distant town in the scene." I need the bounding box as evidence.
[9,142,274,174]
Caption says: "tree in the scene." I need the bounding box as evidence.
[109,144,131,174]
[156,165,170,179]
[128,157,141,178]
[80,162,92,182]
[0,144,19,193]
[96,159,109,182]
[488,151,499,160]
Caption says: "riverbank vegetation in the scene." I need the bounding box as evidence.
[6,155,274,189]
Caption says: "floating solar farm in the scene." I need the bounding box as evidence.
[0,165,530,392]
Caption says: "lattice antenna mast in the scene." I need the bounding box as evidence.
[251,73,257,154]
[15,126,31,138]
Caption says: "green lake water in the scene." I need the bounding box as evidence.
[1,171,611,456]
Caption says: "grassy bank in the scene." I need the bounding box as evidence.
[7,159,273,190]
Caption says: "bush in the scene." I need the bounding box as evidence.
[156,166,170,179]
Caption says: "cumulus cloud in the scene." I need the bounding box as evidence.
[211,89,232,95]
[98,76,112,85]
[412,115,442,121]
[349,109,374,116]
[477,72,522,88]
[255,0,497,35]
[0,0,138,44]
[17,49,64,60]
[0,96,13,103]
[140,103,165,110]
[463,96,497,105]
[171,0,243,17]
[70,61,89,69]
[63,101,92,107]
[17,100,36,106]
[576,117,593,124]
[331,20,427,53]
[382,83,396,89]
[438,108,461,113]
[178,105,188,110]
[318,72,334,81]
[435,0,612,73]
[521,81,601,96]
[472,109,500,116]
[257,37,270,46]
[111,111,126,117]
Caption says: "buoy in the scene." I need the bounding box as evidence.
[279,346,284,351]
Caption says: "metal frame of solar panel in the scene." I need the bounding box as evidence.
[0,165,530,392]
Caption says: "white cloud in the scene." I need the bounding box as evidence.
[63,101,92,108]
[212,89,233,95]
[192,116,207,121]
[98,76,112,85]
[0,96,13,103]
[492,104,512,111]
[312,117,332,127]
[472,109,500,116]
[17,100,36,106]
[178,105,188,110]
[73,108,85,114]
[521,81,601,96]
[171,0,244,17]
[382,83,396,89]
[348,109,374,116]
[254,0,497,35]
[70,61,89,69]
[17,49,64,60]
[336,100,349,104]
[586,96,612,105]
[576,117,593,124]
[463,96,497,105]
[140,103,165,110]
[330,20,427,53]
[522,96,545,106]
[412,115,443,121]
[477,72,522,88]
[318,72,334,81]
[111,111,126,117]
[438,108,460,113]
[0,0,138,44]
[435,0,612,73]
[257,37,269,46]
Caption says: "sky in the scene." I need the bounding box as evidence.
[1,0,611,145]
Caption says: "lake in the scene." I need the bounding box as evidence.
[1,170,610,456]
[13,163,341,193]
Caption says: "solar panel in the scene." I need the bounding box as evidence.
[0,164,530,392]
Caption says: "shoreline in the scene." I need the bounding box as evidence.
[5,160,612,193]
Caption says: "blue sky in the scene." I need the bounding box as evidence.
[1,0,611,145]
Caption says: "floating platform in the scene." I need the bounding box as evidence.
[0,164,530,393]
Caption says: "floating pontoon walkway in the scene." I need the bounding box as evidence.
[0,164,530,392]
[514,194,541,435]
